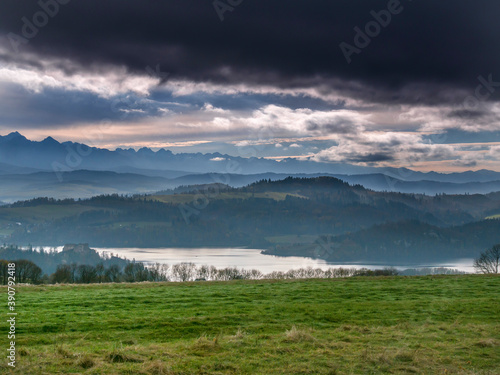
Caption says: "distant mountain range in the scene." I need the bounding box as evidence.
[1,132,500,202]
[0,131,382,175]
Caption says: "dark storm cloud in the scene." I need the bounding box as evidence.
[306,119,357,134]
[447,110,487,119]
[346,153,395,164]
[2,0,500,105]
[452,159,478,168]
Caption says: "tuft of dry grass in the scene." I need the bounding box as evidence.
[193,335,219,349]
[18,347,29,357]
[56,345,75,359]
[284,326,315,342]
[474,338,499,348]
[77,354,95,369]
[376,353,391,365]
[228,328,246,341]
[395,351,415,363]
[121,339,137,346]
[141,360,173,375]
[107,350,144,363]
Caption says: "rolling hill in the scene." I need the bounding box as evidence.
[264,219,500,263]
[2,177,499,263]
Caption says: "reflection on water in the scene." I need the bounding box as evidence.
[92,247,474,274]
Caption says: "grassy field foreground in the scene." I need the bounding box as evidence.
[2,275,499,374]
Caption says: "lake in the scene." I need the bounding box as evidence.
[88,247,475,274]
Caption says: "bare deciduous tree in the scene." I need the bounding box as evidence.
[172,262,196,282]
[474,244,500,274]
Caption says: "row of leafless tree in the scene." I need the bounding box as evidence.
[126,263,399,283]
[47,262,399,284]
[1,259,398,284]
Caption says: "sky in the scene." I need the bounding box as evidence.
[1,0,500,172]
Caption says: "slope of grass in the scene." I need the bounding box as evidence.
[265,234,319,244]
[147,191,307,204]
[485,213,500,220]
[0,204,109,224]
[2,275,499,374]
[0,228,14,236]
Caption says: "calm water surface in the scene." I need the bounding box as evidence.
[88,247,474,273]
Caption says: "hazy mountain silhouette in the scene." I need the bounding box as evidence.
[2,132,500,179]
[2,132,500,202]
[0,132,377,174]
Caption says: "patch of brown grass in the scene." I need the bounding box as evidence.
[228,328,246,341]
[141,360,173,375]
[395,351,415,363]
[284,326,315,342]
[107,350,144,363]
[474,338,499,348]
[121,339,137,346]
[56,346,75,359]
[77,354,95,369]
[191,335,220,352]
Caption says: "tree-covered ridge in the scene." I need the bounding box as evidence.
[0,244,128,274]
[1,177,500,262]
[264,219,500,263]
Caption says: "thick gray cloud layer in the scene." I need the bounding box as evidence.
[1,0,500,104]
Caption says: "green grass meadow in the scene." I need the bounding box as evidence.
[2,275,499,374]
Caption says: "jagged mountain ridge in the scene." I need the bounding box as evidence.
[2,132,500,202]
[2,132,500,180]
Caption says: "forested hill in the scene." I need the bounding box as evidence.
[1,177,499,263]
[264,219,500,263]
[0,243,129,274]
